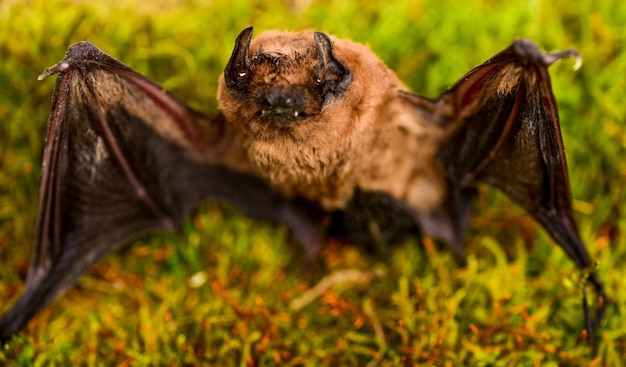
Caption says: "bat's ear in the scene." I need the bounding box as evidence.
[225,26,254,98]
[313,31,353,104]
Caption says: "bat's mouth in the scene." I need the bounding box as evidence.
[259,108,309,125]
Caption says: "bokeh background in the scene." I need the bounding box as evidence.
[1,0,624,365]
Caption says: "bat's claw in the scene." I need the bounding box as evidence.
[546,48,582,70]
[38,61,71,80]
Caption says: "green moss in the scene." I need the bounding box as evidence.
[1,0,625,365]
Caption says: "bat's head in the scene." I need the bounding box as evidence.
[217,27,409,205]
[219,27,355,141]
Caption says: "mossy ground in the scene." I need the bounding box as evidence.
[1,0,625,365]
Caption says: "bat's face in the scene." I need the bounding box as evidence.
[218,27,354,143]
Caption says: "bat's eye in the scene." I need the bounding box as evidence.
[315,78,327,95]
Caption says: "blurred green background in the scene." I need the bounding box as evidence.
[0,0,624,365]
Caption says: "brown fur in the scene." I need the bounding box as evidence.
[218,30,447,211]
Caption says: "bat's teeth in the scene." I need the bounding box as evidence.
[259,109,302,119]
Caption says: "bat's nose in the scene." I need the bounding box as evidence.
[259,85,307,109]
[265,94,296,110]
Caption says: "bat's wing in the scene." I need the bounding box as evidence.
[0,42,325,342]
[405,39,604,337]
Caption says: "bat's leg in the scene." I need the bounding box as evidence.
[284,204,328,264]
[414,187,477,260]
[586,272,606,340]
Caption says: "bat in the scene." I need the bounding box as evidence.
[0,26,605,343]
